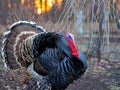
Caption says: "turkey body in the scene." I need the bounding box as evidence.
[2,21,87,90]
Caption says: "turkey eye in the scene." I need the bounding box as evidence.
[67,35,73,41]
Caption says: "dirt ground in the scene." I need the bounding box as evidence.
[0,57,120,90]
[0,33,120,90]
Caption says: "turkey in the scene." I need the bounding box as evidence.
[2,21,87,90]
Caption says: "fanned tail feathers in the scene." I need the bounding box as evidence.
[2,21,46,70]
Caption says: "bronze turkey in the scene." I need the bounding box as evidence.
[2,21,87,90]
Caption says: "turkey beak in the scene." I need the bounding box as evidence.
[57,36,72,57]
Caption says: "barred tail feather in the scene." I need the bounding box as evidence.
[2,21,46,70]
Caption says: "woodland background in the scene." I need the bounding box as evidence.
[0,0,120,90]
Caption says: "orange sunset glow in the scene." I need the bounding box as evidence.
[34,0,63,15]
[18,0,63,15]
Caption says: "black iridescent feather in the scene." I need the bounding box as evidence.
[32,32,62,58]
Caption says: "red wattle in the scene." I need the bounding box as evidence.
[69,41,80,58]
[64,33,80,58]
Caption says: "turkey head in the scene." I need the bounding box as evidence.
[57,32,80,58]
